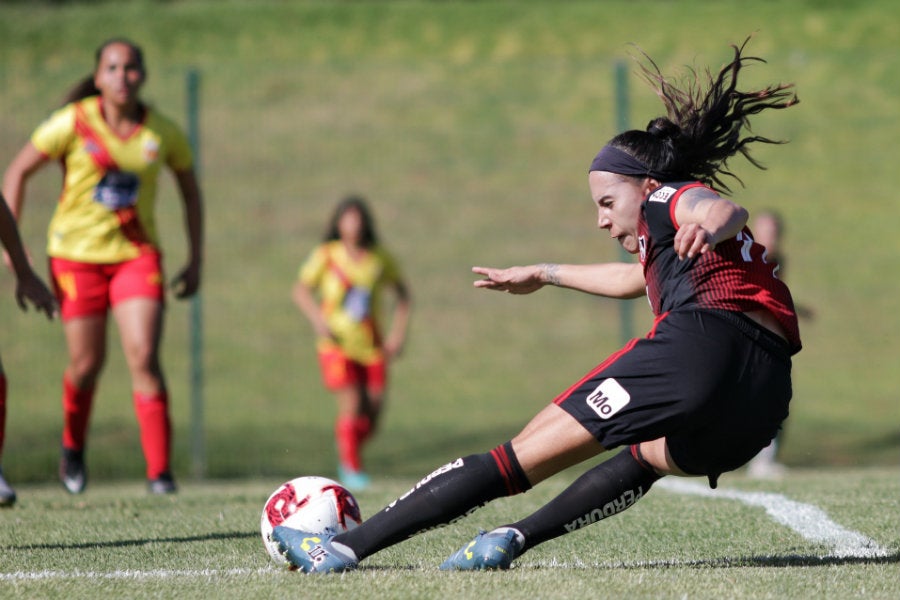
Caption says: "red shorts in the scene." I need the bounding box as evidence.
[317,348,386,394]
[50,253,165,321]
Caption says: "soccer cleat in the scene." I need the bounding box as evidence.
[148,472,177,495]
[272,525,359,573]
[59,448,87,495]
[337,465,371,491]
[439,528,524,571]
[0,468,16,507]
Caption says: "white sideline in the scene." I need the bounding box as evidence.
[0,567,273,582]
[656,477,889,558]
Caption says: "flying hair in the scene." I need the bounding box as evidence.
[607,36,799,193]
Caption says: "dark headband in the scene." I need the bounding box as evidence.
[589,145,673,180]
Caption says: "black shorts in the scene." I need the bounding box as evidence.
[555,309,792,487]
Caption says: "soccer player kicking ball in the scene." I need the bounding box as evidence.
[274,38,802,572]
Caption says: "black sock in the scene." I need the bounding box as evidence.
[335,441,531,560]
[511,448,661,552]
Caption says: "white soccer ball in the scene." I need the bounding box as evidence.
[260,476,362,566]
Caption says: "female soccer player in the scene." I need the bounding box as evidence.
[2,38,204,495]
[0,191,58,506]
[292,196,411,490]
[274,38,801,572]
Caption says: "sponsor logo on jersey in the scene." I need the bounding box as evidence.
[639,235,647,263]
[586,378,630,420]
[649,186,676,203]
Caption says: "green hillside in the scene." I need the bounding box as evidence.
[0,0,897,483]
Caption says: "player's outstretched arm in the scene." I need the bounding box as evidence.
[473,262,645,299]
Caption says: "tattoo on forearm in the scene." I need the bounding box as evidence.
[540,263,561,286]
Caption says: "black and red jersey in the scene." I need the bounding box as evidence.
[637,182,801,353]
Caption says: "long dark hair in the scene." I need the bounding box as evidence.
[324,195,379,249]
[609,37,798,192]
[61,37,146,107]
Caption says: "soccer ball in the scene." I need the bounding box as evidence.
[260,476,363,566]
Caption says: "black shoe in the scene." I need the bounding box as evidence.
[148,472,177,495]
[59,448,86,494]
[0,467,17,507]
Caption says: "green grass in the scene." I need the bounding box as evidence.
[3,6,899,596]
[1,467,898,598]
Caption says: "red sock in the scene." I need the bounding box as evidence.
[62,375,95,451]
[335,416,362,472]
[0,374,7,460]
[355,415,373,445]
[133,390,171,479]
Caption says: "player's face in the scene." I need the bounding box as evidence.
[94,43,145,107]
[337,208,364,246]
[589,170,654,254]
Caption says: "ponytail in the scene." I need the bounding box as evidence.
[603,37,798,192]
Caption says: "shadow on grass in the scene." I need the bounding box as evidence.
[5,530,257,552]
[614,551,900,569]
[7,532,898,572]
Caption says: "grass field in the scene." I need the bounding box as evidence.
[1,468,898,598]
[0,0,899,596]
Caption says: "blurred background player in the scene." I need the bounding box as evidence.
[0,191,59,506]
[292,195,411,490]
[745,209,813,479]
[1,38,204,495]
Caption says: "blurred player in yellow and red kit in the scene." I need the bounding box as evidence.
[293,196,411,490]
[2,38,203,494]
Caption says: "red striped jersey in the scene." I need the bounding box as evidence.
[638,182,801,353]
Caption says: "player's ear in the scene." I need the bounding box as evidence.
[644,177,661,193]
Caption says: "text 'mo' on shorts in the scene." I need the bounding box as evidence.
[50,253,165,321]
[555,309,792,487]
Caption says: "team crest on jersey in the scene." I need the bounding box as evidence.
[638,235,647,263]
[586,378,630,420]
[649,186,676,203]
[143,140,160,163]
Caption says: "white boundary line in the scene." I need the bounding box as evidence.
[656,477,889,558]
[0,567,275,582]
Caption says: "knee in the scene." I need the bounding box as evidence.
[636,438,688,476]
[67,353,105,386]
[122,342,161,377]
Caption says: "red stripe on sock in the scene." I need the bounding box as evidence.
[490,444,520,496]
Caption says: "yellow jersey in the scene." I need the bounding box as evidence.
[31,96,193,263]
[299,240,403,363]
